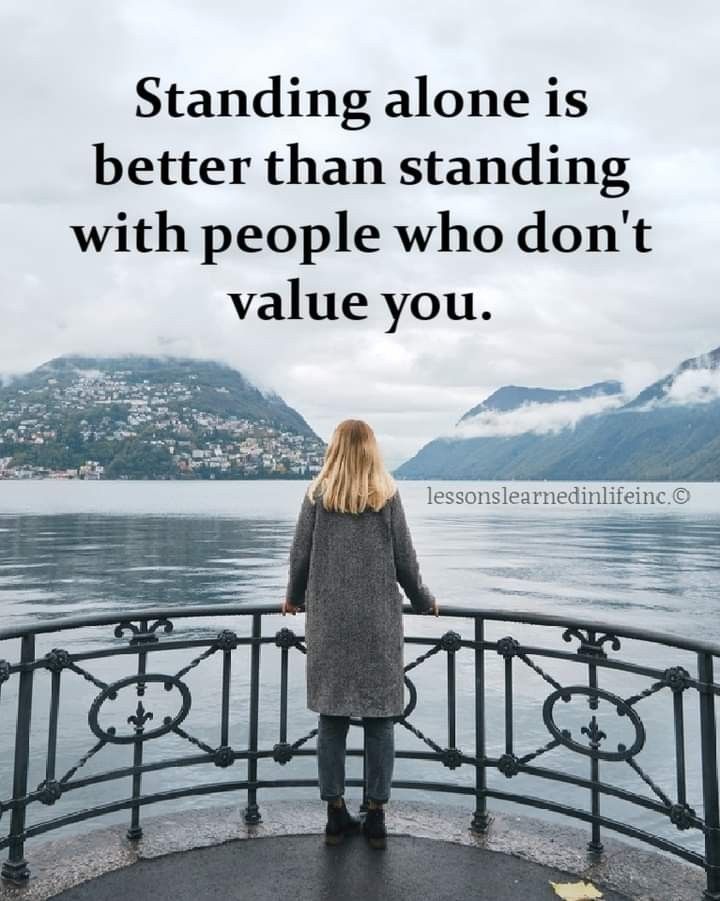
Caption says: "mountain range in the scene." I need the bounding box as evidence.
[3,347,718,482]
[396,346,720,480]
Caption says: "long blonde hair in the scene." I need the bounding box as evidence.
[308,419,396,514]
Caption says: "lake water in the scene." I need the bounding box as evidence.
[1,480,719,859]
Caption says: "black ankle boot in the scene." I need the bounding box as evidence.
[362,806,387,849]
[325,799,361,845]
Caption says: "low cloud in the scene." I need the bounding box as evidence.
[453,393,625,438]
[664,368,720,405]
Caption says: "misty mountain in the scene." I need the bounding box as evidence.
[458,381,623,422]
[14,355,317,436]
[395,347,720,481]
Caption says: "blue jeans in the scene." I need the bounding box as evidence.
[317,714,395,804]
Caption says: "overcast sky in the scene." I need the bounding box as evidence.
[1,0,718,464]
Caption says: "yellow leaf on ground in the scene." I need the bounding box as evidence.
[549,881,604,900]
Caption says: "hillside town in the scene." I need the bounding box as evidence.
[0,363,325,480]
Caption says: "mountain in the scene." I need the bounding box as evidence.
[0,355,325,480]
[623,346,720,409]
[459,381,623,421]
[395,347,720,481]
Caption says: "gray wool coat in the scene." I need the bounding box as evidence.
[285,489,435,718]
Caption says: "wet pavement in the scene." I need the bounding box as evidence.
[51,833,629,901]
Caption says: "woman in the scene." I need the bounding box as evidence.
[282,419,438,849]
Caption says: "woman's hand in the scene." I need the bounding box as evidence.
[426,601,440,616]
[281,599,302,616]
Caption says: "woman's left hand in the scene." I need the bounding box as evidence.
[281,599,301,616]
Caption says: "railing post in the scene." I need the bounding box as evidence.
[244,613,262,824]
[127,647,147,841]
[699,652,720,900]
[471,617,489,832]
[587,632,603,855]
[447,637,456,750]
[1,634,35,884]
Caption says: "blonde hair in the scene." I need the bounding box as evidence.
[308,419,396,514]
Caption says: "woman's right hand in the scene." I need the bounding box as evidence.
[429,601,440,616]
[281,599,301,616]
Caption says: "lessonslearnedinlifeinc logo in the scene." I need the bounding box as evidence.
[425,485,692,507]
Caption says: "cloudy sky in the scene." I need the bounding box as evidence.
[1,0,718,464]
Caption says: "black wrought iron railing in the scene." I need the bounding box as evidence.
[0,604,719,898]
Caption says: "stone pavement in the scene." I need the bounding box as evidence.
[0,801,707,901]
[52,833,629,901]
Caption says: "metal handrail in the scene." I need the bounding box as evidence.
[1,603,719,898]
[2,602,720,655]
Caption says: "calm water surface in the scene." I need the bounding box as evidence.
[0,481,718,856]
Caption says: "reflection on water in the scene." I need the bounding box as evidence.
[0,480,719,853]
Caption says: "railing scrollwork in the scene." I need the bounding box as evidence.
[0,604,718,899]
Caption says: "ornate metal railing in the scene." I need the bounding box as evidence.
[0,604,719,898]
